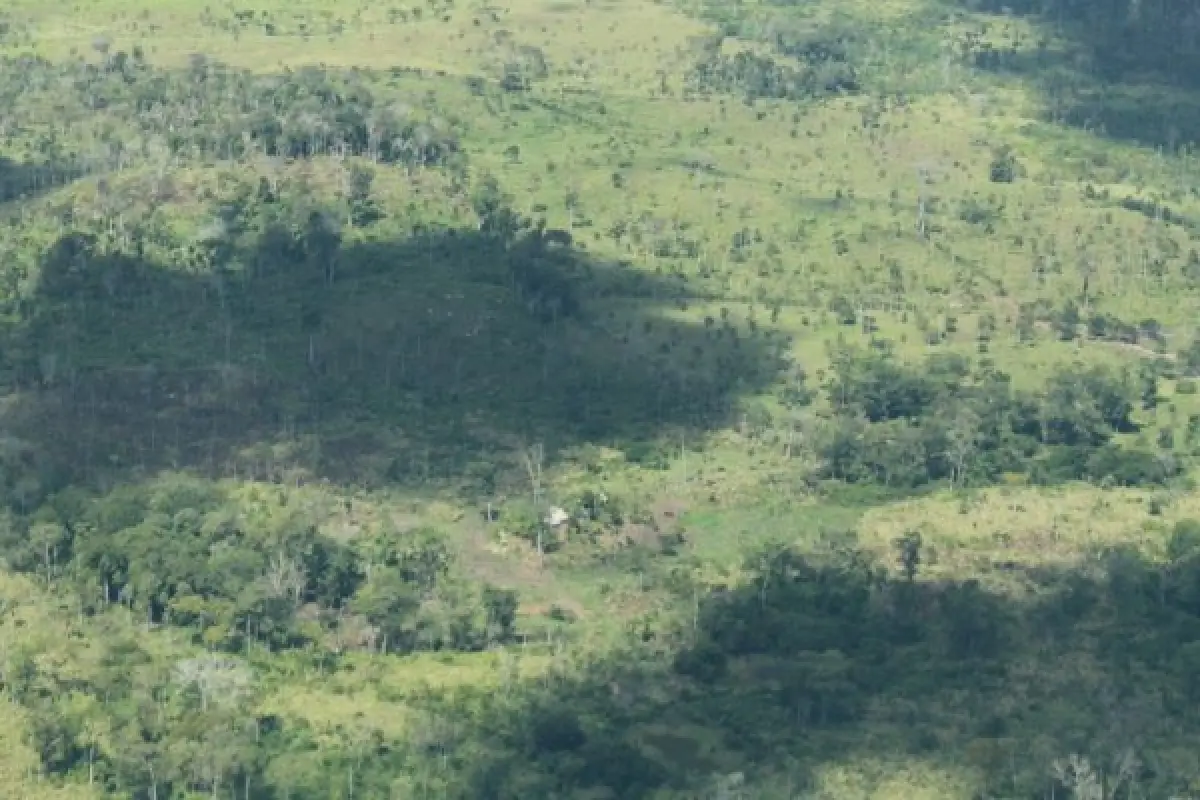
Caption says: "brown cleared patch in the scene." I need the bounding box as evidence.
[621,521,660,548]
[651,496,688,531]
[521,599,587,620]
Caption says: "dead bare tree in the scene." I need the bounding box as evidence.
[519,442,546,562]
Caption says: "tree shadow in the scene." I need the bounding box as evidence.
[0,154,85,204]
[0,217,787,499]
[443,528,1200,798]
[956,0,1200,150]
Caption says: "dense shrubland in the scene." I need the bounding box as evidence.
[1,474,518,655]
[818,347,1184,490]
[687,41,859,103]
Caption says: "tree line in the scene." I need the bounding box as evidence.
[0,51,463,194]
[814,346,1189,490]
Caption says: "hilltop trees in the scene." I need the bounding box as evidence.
[819,348,1171,489]
[688,43,858,103]
[0,475,515,661]
[0,54,463,182]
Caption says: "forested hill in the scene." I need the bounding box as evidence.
[1,0,1200,797]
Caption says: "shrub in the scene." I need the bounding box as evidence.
[531,710,586,753]
[674,639,729,682]
[989,145,1019,183]
[1170,519,1200,561]
[500,498,542,542]
[1181,336,1200,377]
[1084,444,1175,487]
[621,440,672,470]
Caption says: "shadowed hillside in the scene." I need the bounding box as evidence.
[958,0,1200,149]
[0,155,86,204]
[963,0,1200,85]
[0,212,786,500]
[443,525,1200,797]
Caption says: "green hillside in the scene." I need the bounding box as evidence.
[1,0,1200,797]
